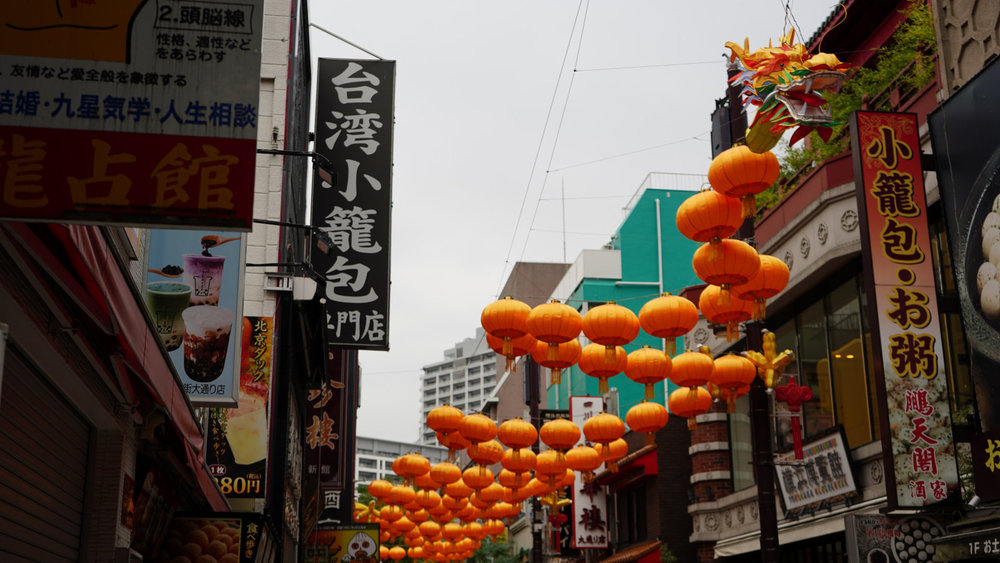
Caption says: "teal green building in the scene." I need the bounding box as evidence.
[545,176,705,414]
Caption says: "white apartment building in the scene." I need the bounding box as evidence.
[419,328,500,445]
[355,437,448,484]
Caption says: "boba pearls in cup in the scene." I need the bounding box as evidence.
[182,306,234,382]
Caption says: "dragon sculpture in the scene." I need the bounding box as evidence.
[726,28,850,153]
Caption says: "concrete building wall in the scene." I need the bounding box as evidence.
[355,436,448,484]
[419,328,498,444]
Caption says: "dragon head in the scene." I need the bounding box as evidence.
[726,29,850,153]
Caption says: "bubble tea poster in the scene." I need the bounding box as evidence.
[144,229,245,406]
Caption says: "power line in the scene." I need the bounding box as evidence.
[495,0,587,299]
[574,60,720,72]
[547,133,710,173]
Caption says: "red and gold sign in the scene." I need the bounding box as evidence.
[851,111,958,508]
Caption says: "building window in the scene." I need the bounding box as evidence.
[358,458,377,468]
[425,377,436,385]
[359,471,377,482]
[616,485,647,545]
[469,389,480,397]
[469,378,480,387]
[469,366,481,375]
[423,389,434,397]
[454,382,465,390]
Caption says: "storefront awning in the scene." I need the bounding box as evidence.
[594,445,657,492]
[7,223,228,511]
[597,539,662,563]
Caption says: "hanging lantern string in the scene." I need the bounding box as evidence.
[487,291,665,307]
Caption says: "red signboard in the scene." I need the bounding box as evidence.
[851,111,959,508]
[0,1,263,230]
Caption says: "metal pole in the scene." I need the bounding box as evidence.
[527,358,543,563]
[746,321,779,562]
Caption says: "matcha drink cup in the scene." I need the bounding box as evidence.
[182,254,226,306]
[182,306,234,382]
[145,282,192,351]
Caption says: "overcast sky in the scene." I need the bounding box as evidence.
[307,1,838,443]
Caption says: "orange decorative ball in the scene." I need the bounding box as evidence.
[692,239,761,289]
[582,412,625,445]
[426,404,464,434]
[698,284,754,342]
[582,302,640,360]
[577,342,627,394]
[530,337,582,385]
[708,145,780,217]
[626,401,670,445]
[668,350,715,389]
[539,417,581,452]
[733,254,790,320]
[526,299,583,364]
[668,386,713,430]
[675,189,744,243]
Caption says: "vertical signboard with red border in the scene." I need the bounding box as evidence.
[305,348,356,524]
[144,228,245,405]
[311,59,394,349]
[207,316,272,499]
[0,1,263,229]
[850,111,959,508]
[569,396,609,549]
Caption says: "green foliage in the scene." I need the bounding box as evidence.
[760,0,938,212]
[467,536,525,563]
[660,543,679,563]
[356,483,375,506]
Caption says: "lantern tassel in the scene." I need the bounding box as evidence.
[665,337,676,357]
[726,394,736,414]
[505,356,515,373]
[644,383,654,400]
[644,433,655,446]
[599,377,609,395]
[687,417,698,431]
[710,237,722,260]
[727,320,738,342]
[551,367,561,385]
[502,336,512,358]
[742,194,757,218]
[547,342,559,363]
[609,460,619,473]
[513,448,520,464]
[754,298,766,321]
[605,345,615,364]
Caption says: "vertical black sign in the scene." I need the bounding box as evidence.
[312,59,394,350]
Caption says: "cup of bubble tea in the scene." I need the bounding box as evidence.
[182,306,234,382]
[182,254,226,306]
[145,282,192,352]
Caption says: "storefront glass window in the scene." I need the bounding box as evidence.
[828,278,874,447]
[799,300,836,438]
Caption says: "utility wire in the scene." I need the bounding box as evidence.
[515,0,593,268]
[495,0,587,299]
[575,60,720,72]
[547,134,710,173]
[309,23,384,60]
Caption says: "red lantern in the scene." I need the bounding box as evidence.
[530,337,581,386]
[413,472,439,490]
[486,331,537,373]
[393,453,431,485]
[481,296,531,357]
[626,401,669,446]
[776,380,814,459]
[368,479,393,502]
[526,299,583,363]
[497,468,532,490]
[708,145,780,217]
[534,449,568,488]
[582,302,640,363]
[668,386,713,430]
[638,292,699,356]
[710,353,756,413]
[436,430,470,461]
[699,284,754,342]
[577,342,627,394]
[733,254,790,320]
[675,189,744,243]
[668,350,714,388]
[625,346,672,400]
[692,239,761,300]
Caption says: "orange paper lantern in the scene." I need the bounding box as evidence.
[626,401,670,445]
[530,337,581,385]
[708,145,780,217]
[668,386,713,430]
[426,404,464,434]
[625,345,672,400]
[526,299,583,363]
[486,331,537,373]
[638,292,699,356]
[699,284,754,342]
[594,438,628,472]
[578,342,627,394]
[692,239,761,295]
[481,296,531,356]
[539,417,581,453]
[582,412,625,446]
[669,350,715,388]
[676,189,744,243]
[582,302,640,363]
[711,353,756,413]
[733,254,790,320]
[500,447,536,473]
